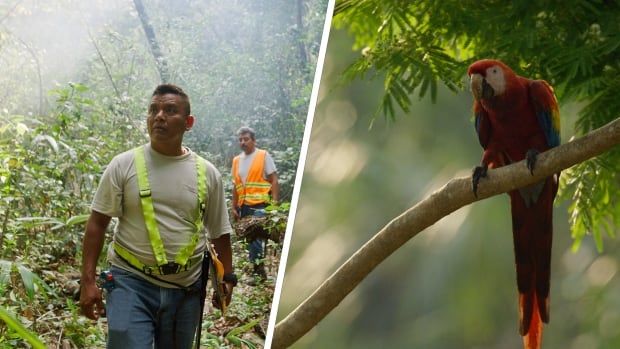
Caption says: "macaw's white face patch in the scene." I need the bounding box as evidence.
[485,65,506,96]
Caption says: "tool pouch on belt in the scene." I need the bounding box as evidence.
[195,251,210,349]
[199,251,210,302]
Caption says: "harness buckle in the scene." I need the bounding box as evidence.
[139,189,152,198]
[159,262,182,275]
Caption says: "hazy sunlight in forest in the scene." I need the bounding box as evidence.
[418,168,472,245]
[286,230,350,294]
[310,139,367,185]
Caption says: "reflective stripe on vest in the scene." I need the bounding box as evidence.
[127,145,207,267]
[232,149,271,206]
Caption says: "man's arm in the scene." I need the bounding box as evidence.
[207,165,235,305]
[211,233,234,306]
[211,233,233,274]
[231,185,240,220]
[80,210,111,320]
[267,172,279,203]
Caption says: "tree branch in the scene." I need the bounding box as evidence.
[271,116,620,349]
[133,0,169,83]
[85,28,121,100]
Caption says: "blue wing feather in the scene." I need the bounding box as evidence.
[474,102,491,149]
[529,80,560,149]
[536,110,560,148]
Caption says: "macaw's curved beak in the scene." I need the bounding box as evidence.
[470,73,495,100]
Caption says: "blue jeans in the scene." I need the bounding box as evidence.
[239,204,266,264]
[106,266,201,349]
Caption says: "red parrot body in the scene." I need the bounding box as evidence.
[467,59,560,349]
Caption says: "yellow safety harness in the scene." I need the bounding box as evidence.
[113,146,208,276]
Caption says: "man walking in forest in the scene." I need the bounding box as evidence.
[79,84,237,349]
[231,126,279,282]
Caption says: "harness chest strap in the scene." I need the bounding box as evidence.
[113,242,203,276]
[113,146,208,275]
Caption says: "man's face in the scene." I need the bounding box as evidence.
[238,132,256,154]
[147,93,193,144]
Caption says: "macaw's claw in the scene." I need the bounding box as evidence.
[472,164,488,198]
[526,149,540,175]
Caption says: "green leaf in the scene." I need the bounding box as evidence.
[15,216,64,229]
[16,264,38,300]
[0,306,46,349]
[430,78,438,102]
[70,82,89,93]
[32,134,59,153]
[226,318,262,338]
[13,123,29,138]
[66,214,89,226]
[0,260,11,287]
[593,229,604,253]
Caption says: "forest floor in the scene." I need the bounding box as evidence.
[1,236,282,349]
[199,238,281,349]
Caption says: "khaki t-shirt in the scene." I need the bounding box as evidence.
[91,143,232,287]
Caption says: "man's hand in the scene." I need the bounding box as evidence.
[211,283,234,310]
[80,281,105,320]
[80,210,110,320]
[231,207,240,221]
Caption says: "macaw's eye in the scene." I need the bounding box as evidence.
[493,68,498,74]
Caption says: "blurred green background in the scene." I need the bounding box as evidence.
[275,28,620,349]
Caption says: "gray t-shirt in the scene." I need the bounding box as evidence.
[91,143,232,287]
[236,148,277,183]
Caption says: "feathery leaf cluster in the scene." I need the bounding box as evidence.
[334,0,620,249]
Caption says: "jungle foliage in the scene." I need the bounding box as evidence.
[0,0,327,347]
[333,0,620,250]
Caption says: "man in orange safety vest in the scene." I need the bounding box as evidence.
[231,126,279,282]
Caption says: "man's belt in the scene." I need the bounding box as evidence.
[113,242,203,276]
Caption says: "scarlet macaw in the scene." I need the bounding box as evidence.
[467,59,560,349]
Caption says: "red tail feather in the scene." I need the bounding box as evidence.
[523,294,543,349]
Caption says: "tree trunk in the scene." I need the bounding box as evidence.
[296,0,308,70]
[133,0,169,83]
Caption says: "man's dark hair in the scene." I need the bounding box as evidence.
[152,84,191,116]
[236,126,256,140]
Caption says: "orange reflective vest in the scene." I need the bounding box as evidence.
[232,149,271,206]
